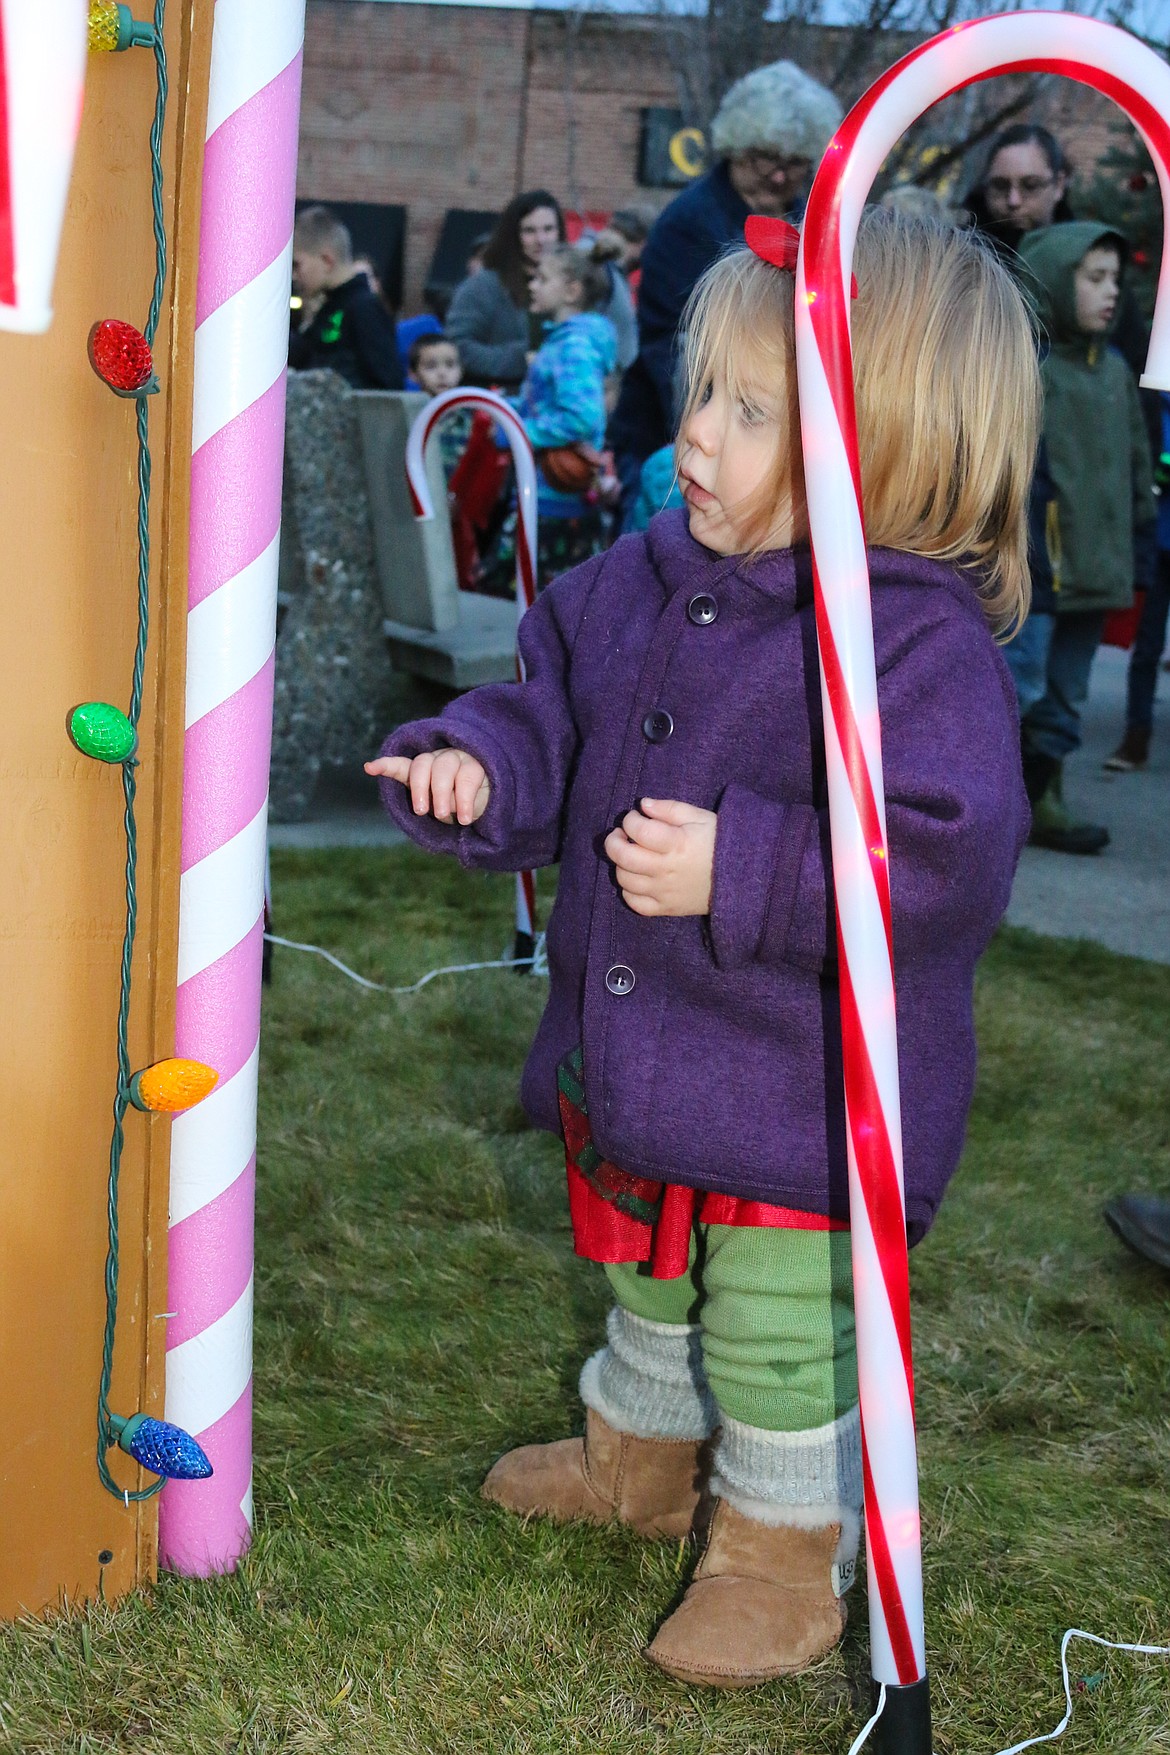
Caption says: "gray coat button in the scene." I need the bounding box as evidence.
[605,964,635,995]
[688,593,718,625]
[642,708,674,743]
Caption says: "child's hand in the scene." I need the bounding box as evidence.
[603,798,717,917]
[364,750,490,825]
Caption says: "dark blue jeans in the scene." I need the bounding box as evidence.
[1125,550,1170,733]
[1022,610,1106,762]
[1003,611,1054,721]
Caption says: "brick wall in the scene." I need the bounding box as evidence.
[300,1,1132,315]
[299,0,531,312]
[518,14,680,218]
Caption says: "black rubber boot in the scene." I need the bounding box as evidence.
[1103,1195,1170,1271]
[1028,762,1110,855]
[1020,745,1058,806]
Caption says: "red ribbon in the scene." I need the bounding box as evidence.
[745,213,857,298]
[745,215,801,270]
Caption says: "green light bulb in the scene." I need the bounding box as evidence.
[67,702,137,764]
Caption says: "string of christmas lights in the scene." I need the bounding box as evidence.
[79,0,216,1498]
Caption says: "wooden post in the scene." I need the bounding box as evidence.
[0,0,212,1616]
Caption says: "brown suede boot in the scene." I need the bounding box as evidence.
[481,1408,708,1540]
[645,1498,846,1687]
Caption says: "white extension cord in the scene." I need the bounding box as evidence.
[263,930,548,993]
[848,1631,1170,1755]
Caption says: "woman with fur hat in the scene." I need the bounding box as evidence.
[609,60,841,491]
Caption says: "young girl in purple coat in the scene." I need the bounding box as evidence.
[366,212,1037,1689]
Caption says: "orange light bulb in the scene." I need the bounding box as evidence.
[129,1058,219,1114]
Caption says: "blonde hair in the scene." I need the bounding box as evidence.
[675,210,1041,634]
[545,242,612,312]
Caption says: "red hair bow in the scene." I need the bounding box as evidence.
[744,214,858,298]
[745,215,800,270]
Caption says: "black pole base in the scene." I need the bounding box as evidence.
[512,928,536,971]
[874,1676,932,1755]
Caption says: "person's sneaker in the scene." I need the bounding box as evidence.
[1028,781,1110,854]
[1103,726,1151,773]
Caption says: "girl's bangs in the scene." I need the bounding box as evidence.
[679,251,795,428]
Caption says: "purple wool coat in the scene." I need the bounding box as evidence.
[378,511,1029,1242]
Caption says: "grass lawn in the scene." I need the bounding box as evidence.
[2,846,1168,1753]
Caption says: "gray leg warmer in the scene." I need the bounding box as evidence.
[711,1406,864,1596]
[579,1306,718,1441]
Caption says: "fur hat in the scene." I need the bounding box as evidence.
[709,60,842,163]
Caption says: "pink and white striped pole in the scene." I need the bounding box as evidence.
[794,14,1170,1746]
[160,0,306,1575]
[405,388,541,963]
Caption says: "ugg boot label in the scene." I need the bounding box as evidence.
[832,1556,856,1597]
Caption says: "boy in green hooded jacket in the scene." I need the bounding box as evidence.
[1012,221,1156,853]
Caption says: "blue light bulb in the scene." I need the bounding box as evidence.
[109,1413,213,1481]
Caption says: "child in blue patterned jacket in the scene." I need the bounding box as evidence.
[513,243,618,584]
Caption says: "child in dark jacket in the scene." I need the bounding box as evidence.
[1010,223,1156,852]
[366,214,1035,1689]
[289,206,402,391]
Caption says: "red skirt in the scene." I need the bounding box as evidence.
[558,1048,845,1281]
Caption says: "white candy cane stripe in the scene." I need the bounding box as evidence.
[168,1043,261,1227]
[177,802,269,985]
[205,0,307,139]
[191,239,293,452]
[406,389,541,956]
[405,387,539,600]
[184,533,281,728]
[848,1176,921,1681]
[0,0,86,333]
[162,0,306,1576]
[794,12,1170,1727]
[165,1275,254,1438]
[822,725,905,1172]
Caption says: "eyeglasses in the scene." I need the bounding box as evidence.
[985,175,1055,198]
[740,151,812,181]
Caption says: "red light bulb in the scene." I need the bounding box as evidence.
[88,319,157,396]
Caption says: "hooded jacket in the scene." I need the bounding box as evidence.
[1018,223,1155,615]
[513,312,618,516]
[377,513,1029,1243]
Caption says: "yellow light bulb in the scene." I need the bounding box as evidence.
[88,1,121,51]
[88,2,154,52]
[129,1058,219,1114]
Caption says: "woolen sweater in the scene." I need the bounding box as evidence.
[445,269,532,391]
[377,512,1029,1242]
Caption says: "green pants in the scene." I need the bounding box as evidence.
[605,1223,857,1433]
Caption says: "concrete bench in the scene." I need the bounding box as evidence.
[355,390,517,689]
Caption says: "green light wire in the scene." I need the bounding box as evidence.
[96,0,170,1503]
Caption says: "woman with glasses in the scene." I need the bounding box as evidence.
[965,123,1074,262]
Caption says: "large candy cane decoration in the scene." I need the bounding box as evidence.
[796,14,1170,1747]
[406,388,541,963]
[160,0,306,1576]
[0,0,86,333]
